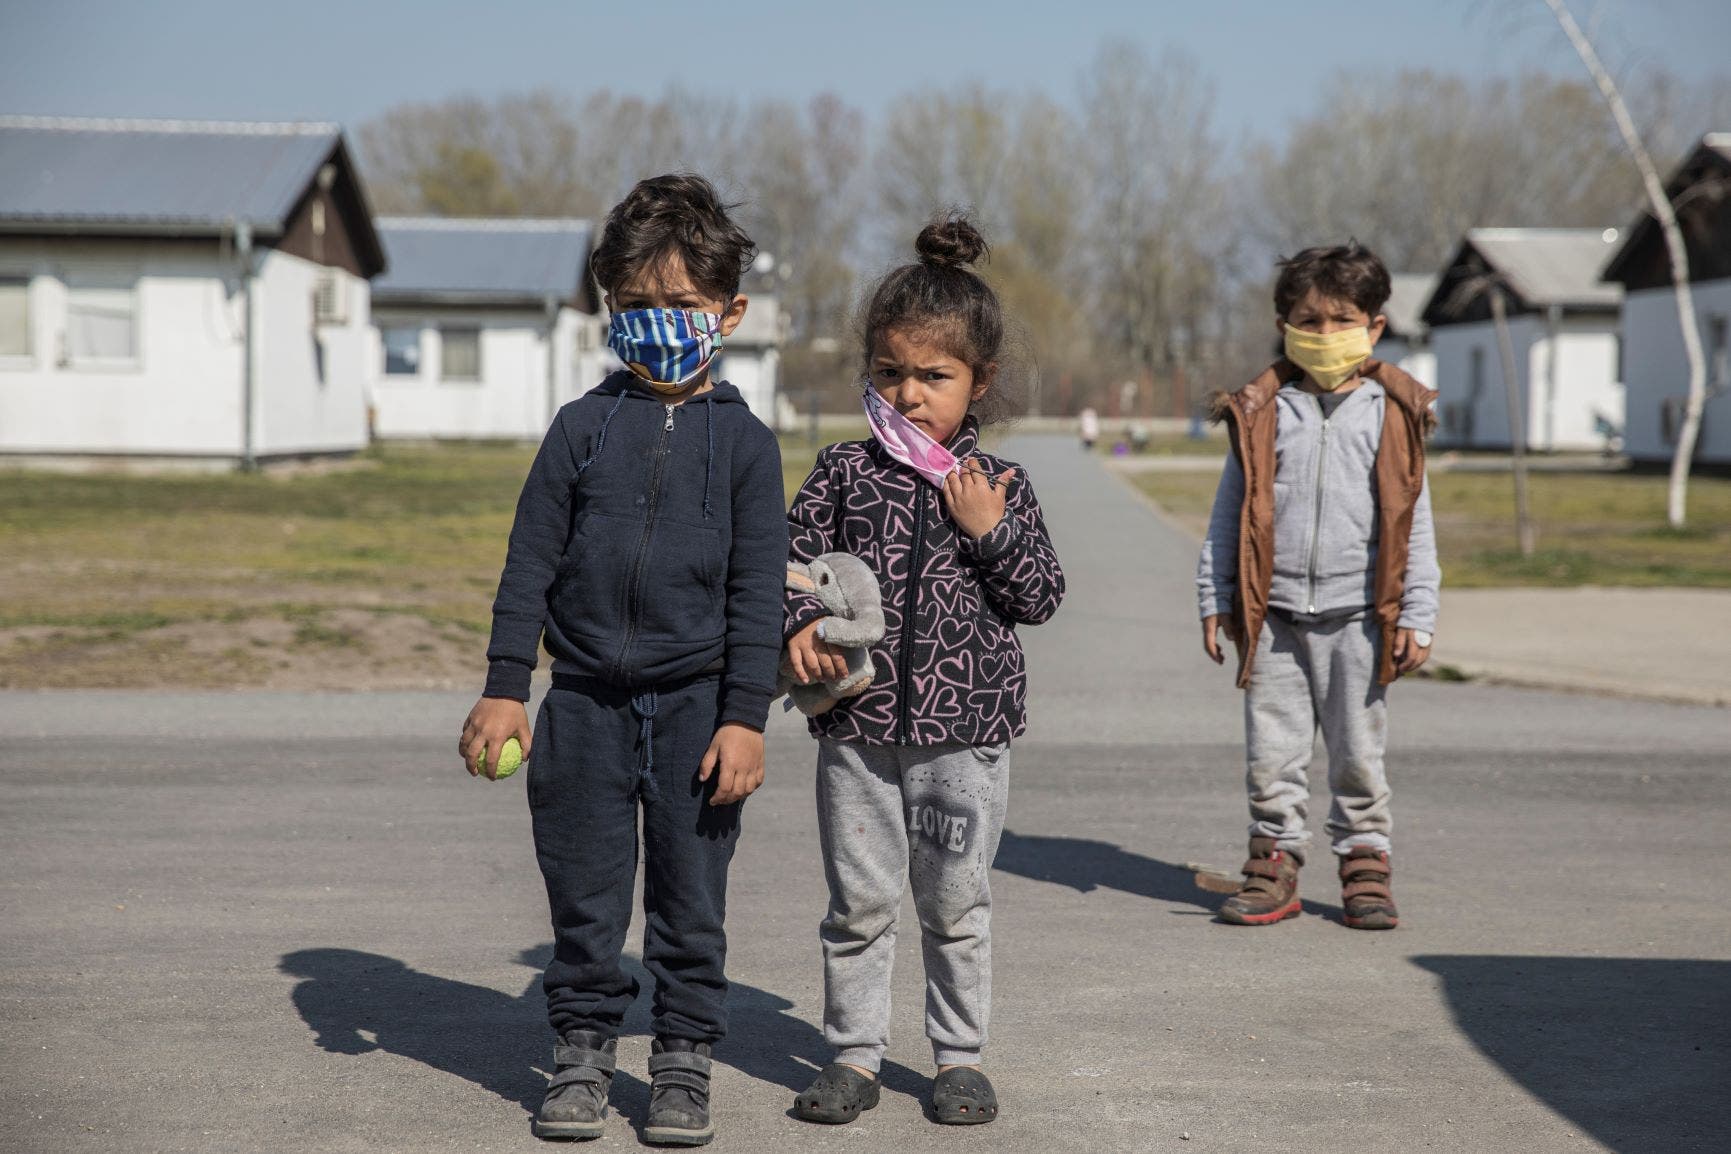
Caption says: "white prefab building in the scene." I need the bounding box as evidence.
[0,118,384,465]
[713,292,784,421]
[368,218,610,441]
[1376,272,1437,387]
[1601,133,1731,467]
[1422,229,1624,452]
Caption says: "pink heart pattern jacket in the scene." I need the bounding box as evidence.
[784,416,1065,746]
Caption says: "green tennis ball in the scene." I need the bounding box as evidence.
[481,737,523,780]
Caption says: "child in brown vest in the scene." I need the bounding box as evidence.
[1196,242,1440,930]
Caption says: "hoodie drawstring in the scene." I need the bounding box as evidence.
[573,391,628,484]
[630,690,660,798]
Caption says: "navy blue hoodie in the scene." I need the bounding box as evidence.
[484,371,788,731]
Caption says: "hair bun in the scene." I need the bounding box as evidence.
[915,216,988,269]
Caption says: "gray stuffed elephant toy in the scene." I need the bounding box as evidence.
[777,552,886,717]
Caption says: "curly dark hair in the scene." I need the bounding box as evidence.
[590,172,757,301]
[860,213,1025,425]
[1273,240,1392,319]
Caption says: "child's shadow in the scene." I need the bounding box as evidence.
[993,829,1336,920]
[279,944,926,1130]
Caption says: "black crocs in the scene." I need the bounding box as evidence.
[793,1063,881,1125]
[533,1030,616,1140]
[931,1066,998,1125]
[644,1039,716,1146]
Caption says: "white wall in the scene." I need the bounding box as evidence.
[1621,279,1731,465]
[255,249,371,457]
[368,306,607,441]
[1430,313,1621,451]
[717,294,783,422]
[1377,335,1436,389]
[0,238,370,459]
[1527,316,1623,453]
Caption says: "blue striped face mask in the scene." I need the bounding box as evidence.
[607,308,725,394]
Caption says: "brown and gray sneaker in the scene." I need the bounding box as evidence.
[1217,837,1302,926]
[1338,847,1398,930]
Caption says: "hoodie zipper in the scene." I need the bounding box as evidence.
[895,487,928,746]
[1304,394,1333,614]
[613,403,676,680]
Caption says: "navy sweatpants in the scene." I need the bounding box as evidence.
[529,672,740,1043]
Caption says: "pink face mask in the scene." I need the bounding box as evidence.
[862,384,960,489]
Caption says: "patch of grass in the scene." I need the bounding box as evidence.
[0,431,857,688]
[1131,468,1731,588]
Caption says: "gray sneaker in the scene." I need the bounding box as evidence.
[643,1038,715,1146]
[533,1030,616,1140]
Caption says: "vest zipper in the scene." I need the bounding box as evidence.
[895,487,928,746]
[1305,395,1332,615]
[613,404,675,680]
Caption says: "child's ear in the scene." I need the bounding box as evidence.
[1367,313,1387,346]
[971,362,998,403]
[718,294,749,338]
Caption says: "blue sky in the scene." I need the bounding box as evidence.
[2,0,1727,140]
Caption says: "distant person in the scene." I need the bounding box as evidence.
[458,173,787,1145]
[782,217,1065,1128]
[1195,241,1439,931]
[1078,405,1100,450]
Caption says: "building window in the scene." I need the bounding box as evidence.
[0,276,28,358]
[382,326,421,375]
[65,273,138,365]
[440,327,481,381]
[1468,346,1485,401]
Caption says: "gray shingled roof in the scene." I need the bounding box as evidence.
[0,117,348,234]
[1382,273,1437,338]
[372,217,595,308]
[1458,228,1624,309]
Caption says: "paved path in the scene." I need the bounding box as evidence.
[4,436,1728,1152]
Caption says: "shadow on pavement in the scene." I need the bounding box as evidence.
[1413,955,1731,1153]
[279,943,927,1128]
[993,828,1337,919]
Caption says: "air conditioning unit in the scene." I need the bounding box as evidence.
[313,271,348,325]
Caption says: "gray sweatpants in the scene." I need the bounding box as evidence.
[815,738,1010,1071]
[1244,610,1391,863]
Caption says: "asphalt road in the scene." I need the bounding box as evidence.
[3,435,1727,1153]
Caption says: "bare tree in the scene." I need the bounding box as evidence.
[1544,0,1709,527]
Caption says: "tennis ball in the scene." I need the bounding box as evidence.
[480,737,523,780]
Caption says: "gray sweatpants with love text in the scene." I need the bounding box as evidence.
[815,737,1010,1071]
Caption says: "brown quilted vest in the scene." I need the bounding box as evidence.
[1214,358,1437,689]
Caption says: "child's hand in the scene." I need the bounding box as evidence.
[700,722,764,805]
[1393,628,1432,675]
[1202,614,1236,665]
[943,464,1016,540]
[459,696,532,779]
[786,618,848,684]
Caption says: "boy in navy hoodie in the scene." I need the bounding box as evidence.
[459,174,787,1146]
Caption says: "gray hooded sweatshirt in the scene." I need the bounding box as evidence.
[1196,380,1440,633]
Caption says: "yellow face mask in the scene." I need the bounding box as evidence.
[1283,324,1372,392]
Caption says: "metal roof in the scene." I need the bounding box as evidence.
[0,117,348,235]
[1457,228,1624,309]
[372,217,596,308]
[1382,273,1437,338]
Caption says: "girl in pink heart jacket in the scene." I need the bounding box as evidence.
[783,217,1064,1129]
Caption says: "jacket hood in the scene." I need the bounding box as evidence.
[591,370,750,406]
